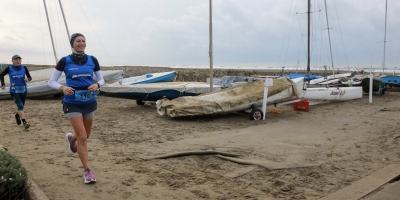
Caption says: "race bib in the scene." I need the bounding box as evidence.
[74,90,92,102]
[14,86,26,93]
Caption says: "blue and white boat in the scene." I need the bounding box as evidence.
[100,82,221,102]
[285,73,322,81]
[119,71,176,85]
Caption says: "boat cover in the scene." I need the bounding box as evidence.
[156,78,302,118]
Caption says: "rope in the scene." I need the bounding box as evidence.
[144,93,150,101]
[37,0,46,65]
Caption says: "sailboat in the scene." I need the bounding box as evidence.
[154,1,362,119]
[300,0,362,102]
[359,0,387,95]
[379,0,400,88]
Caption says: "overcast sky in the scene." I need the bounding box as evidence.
[1,0,400,70]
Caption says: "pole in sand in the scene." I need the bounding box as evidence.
[369,74,373,103]
[262,78,274,120]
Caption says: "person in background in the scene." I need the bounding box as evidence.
[48,33,104,184]
[0,55,32,130]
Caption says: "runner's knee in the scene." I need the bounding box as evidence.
[76,135,88,144]
[16,102,24,110]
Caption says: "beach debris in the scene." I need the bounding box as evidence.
[380,107,400,111]
[215,155,273,170]
[269,109,283,114]
[142,150,240,160]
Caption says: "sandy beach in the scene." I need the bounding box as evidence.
[1,68,400,199]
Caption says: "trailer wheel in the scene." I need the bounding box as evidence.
[250,108,263,120]
[136,100,145,105]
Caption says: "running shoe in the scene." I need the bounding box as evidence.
[23,121,30,130]
[64,133,77,153]
[84,169,96,184]
[14,113,21,125]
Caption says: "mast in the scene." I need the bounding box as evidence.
[324,0,334,77]
[307,0,311,83]
[43,0,58,63]
[209,0,214,91]
[58,0,71,42]
[383,0,387,74]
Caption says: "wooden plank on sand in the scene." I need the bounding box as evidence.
[26,177,50,200]
[319,164,400,200]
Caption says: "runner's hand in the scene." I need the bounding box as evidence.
[88,84,98,92]
[62,86,75,96]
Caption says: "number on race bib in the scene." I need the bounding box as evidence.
[74,90,92,102]
[14,86,26,93]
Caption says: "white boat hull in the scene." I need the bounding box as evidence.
[301,86,363,104]
[101,82,221,101]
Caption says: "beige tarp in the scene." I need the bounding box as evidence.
[157,78,302,118]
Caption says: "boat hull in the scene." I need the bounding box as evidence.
[104,90,200,101]
[120,71,175,85]
[359,77,383,92]
[302,86,363,103]
[380,75,400,87]
[101,82,221,101]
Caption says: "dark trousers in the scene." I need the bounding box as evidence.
[10,92,27,110]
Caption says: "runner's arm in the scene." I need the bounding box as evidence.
[0,67,10,87]
[94,71,105,86]
[48,69,63,90]
[24,66,32,81]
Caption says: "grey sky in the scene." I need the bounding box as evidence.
[0,0,399,70]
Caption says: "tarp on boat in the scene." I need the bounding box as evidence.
[156,78,302,118]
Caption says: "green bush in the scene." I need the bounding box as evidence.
[0,149,28,200]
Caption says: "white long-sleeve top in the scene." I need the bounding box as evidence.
[48,69,105,90]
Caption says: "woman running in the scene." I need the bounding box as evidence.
[48,33,105,184]
[0,54,32,130]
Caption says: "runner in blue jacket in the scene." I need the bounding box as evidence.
[0,55,32,129]
[48,33,104,184]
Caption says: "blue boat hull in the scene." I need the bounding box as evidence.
[285,73,322,81]
[136,73,176,84]
[380,75,400,87]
